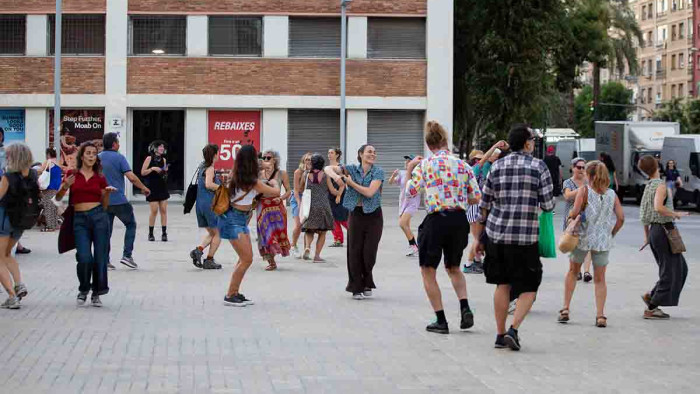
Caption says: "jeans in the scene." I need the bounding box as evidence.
[106,203,137,258]
[74,206,110,295]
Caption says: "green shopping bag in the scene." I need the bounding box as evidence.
[538,211,557,258]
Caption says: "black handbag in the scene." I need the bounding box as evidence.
[183,166,200,214]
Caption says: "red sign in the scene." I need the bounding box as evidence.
[208,111,261,170]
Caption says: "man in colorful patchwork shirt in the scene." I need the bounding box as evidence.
[406,121,481,335]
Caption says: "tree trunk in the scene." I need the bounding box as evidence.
[593,62,601,121]
[567,88,575,127]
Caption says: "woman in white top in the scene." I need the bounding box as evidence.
[219,145,280,307]
[558,161,625,327]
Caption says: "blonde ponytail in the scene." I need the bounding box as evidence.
[586,160,610,192]
[425,121,448,150]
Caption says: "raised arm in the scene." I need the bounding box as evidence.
[654,183,687,219]
[569,186,586,218]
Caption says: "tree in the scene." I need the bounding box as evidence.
[574,81,633,137]
[653,98,687,132]
[686,100,700,134]
[574,86,595,137]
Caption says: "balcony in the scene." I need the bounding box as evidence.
[656,41,667,49]
[657,11,667,19]
[688,35,694,44]
[656,69,667,79]
[644,40,654,48]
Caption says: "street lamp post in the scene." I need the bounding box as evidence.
[340,0,352,164]
[53,0,62,157]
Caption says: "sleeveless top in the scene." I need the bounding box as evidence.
[640,178,674,225]
[196,166,220,203]
[578,188,617,252]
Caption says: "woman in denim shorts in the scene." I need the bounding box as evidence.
[220,145,280,307]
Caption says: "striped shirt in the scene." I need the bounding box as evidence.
[478,152,555,245]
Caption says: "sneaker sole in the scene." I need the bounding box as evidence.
[494,343,508,349]
[504,334,520,351]
[223,301,247,307]
[120,260,138,269]
[426,327,449,334]
[643,315,670,320]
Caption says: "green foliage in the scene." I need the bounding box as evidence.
[574,86,594,137]
[574,82,634,137]
[653,98,700,134]
[686,100,700,134]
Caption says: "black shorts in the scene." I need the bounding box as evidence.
[484,240,542,297]
[418,210,469,269]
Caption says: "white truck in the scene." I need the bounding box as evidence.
[661,135,700,210]
[595,121,680,203]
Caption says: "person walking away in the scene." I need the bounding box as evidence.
[99,133,151,270]
[600,153,619,192]
[558,161,624,327]
[388,155,421,257]
[544,146,563,197]
[472,124,555,351]
[190,144,223,270]
[0,143,36,309]
[38,148,63,232]
[325,145,384,300]
[406,121,481,334]
[638,155,689,320]
[291,154,312,258]
[221,145,280,307]
[664,160,683,202]
[301,154,335,262]
[327,148,348,247]
[56,142,116,307]
[257,150,292,271]
[141,141,170,242]
[563,158,593,282]
[463,141,507,273]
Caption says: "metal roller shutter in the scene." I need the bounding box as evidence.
[367,18,426,59]
[287,110,341,175]
[289,18,341,58]
[367,110,425,205]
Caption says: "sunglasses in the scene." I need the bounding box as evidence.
[574,166,585,170]
[263,156,273,161]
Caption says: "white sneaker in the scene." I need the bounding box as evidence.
[406,245,419,257]
[363,289,373,298]
[352,293,365,300]
[292,247,301,259]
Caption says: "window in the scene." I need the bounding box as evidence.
[648,88,653,102]
[643,5,648,19]
[680,53,685,68]
[48,14,105,55]
[367,18,426,59]
[0,15,26,55]
[672,54,677,69]
[672,84,677,97]
[130,16,186,55]
[679,83,684,97]
[680,22,685,38]
[672,25,677,40]
[208,16,262,56]
[289,18,340,58]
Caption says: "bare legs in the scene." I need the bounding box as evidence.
[148,202,158,227]
[563,261,583,310]
[466,225,482,263]
[594,265,607,318]
[292,216,302,249]
[0,237,21,296]
[494,285,535,333]
[199,228,221,257]
[304,231,327,261]
[421,266,468,312]
[226,234,253,297]
[398,213,414,241]
[148,201,168,227]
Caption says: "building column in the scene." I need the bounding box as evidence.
[263,16,289,57]
[346,109,367,161]
[185,109,208,188]
[105,0,128,154]
[187,16,208,57]
[262,109,288,170]
[348,17,368,58]
[426,0,454,148]
[25,108,48,161]
[26,15,47,56]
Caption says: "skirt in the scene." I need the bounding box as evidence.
[257,197,291,259]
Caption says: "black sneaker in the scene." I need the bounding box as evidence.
[583,272,593,283]
[238,293,254,305]
[148,234,155,242]
[426,321,449,334]
[162,233,168,242]
[76,292,88,306]
[190,248,204,268]
[494,334,507,349]
[504,327,521,351]
[460,308,474,330]
[202,258,222,270]
[224,294,247,307]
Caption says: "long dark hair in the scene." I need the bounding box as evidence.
[202,144,219,168]
[229,145,259,191]
[599,152,616,172]
[77,141,102,173]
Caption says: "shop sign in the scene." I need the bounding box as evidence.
[49,109,105,168]
[208,111,261,170]
[0,109,26,144]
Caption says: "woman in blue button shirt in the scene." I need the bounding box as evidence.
[325,145,384,300]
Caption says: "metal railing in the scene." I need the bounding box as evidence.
[656,69,667,79]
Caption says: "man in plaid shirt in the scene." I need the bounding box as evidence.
[473,124,555,351]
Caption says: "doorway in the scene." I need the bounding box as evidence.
[132,110,185,195]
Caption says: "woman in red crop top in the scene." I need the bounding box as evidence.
[56,142,116,307]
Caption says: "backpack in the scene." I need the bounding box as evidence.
[5,170,41,230]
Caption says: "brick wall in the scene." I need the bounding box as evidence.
[0,57,105,94]
[127,58,426,96]
[0,0,105,13]
[129,0,426,15]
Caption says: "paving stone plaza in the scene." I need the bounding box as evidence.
[1,204,698,393]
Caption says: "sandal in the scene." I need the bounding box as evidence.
[596,316,607,328]
[558,308,570,323]
[265,262,277,271]
[303,248,311,260]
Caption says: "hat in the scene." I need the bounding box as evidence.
[403,154,416,160]
[547,146,555,154]
[571,157,585,166]
[468,150,484,160]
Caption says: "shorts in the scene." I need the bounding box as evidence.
[217,208,250,240]
[570,248,609,267]
[196,205,218,228]
[484,241,542,297]
[418,210,469,269]
[289,197,299,218]
[399,199,419,217]
[0,206,24,240]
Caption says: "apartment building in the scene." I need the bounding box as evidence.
[633,0,695,118]
[0,0,452,203]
